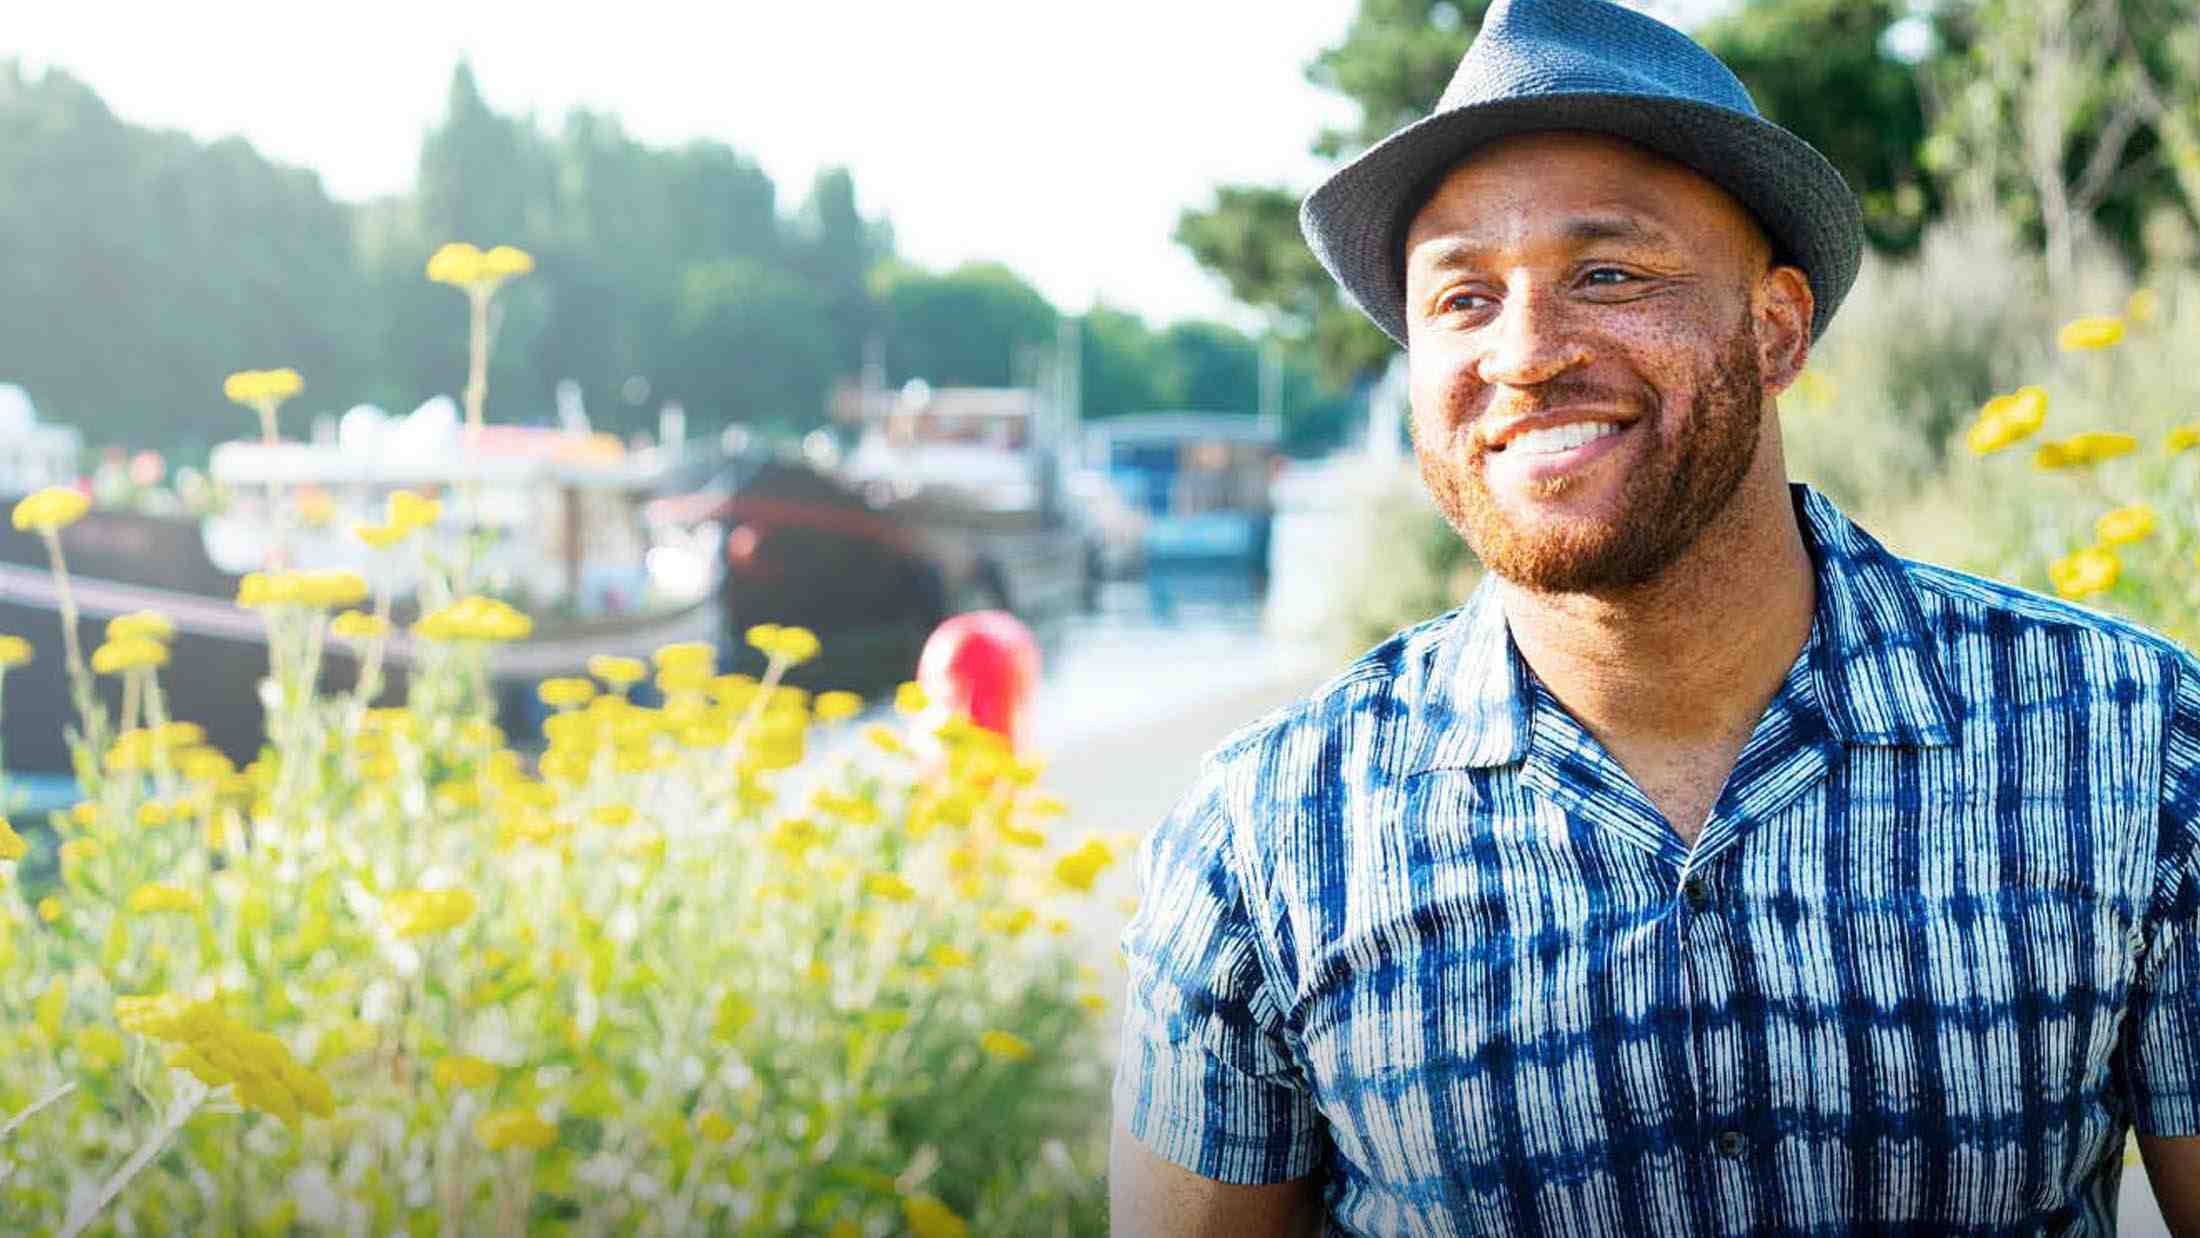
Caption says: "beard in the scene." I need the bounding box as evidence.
[1411,314,1767,595]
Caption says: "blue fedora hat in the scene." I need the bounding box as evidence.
[1300,0,1861,344]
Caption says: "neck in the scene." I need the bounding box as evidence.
[1496,476,1815,748]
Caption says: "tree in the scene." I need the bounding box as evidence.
[791,168,893,376]
[662,260,837,430]
[1696,0,1942,252]
[873,262,1058,388]
[1163,321,1262,413]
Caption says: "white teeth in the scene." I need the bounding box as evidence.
[1504,421,1625,455]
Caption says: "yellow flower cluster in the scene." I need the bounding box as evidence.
[432,1054,499,1091]
[236,569,371,610]
[2056,316,2125,352]
[745,623,821,665]
[222,368,304,408]
[2095,505,2158,547]
[2034,431,2138,471]
[2049,546,2121,601]
[426,243,536,292]
[114,993,335,1125]
[415,595,532,643]
[11,485,90,532]
[329,610,390,641]
[382,888,479,938]
[588,654,647,688]
[0,817,27,862]
[1964,386,2049,455]
[91,636,167,675]
[0,633,30,667]
[352,488,443,549]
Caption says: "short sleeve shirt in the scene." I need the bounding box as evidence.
[1114,485,2200,1236]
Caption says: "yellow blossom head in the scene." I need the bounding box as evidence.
[415,595,532,643]
[91,636,170,675]
[433,1054,499,1091]
[385,489,442,531]
[2126,288,2160,326]
[2056,316,2125,352]
[0,634,31,668]
[1964,386,2048,456]
[329,610,390,641]
[222,368,304,410]
[588,654,647,688]
[814,690,863,722]
[12,486,90,532]
[428,242,536,295]
[2094,505,2158,547]
[351,521,412,551]
[745,623,821,665]
[125,883,202,915]
[383,888,478,938]
[2048,546,2120,600]
[978,1029,1035,1063]
[538,677,597,709]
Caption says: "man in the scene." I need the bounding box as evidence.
[1109,1,2200,1233]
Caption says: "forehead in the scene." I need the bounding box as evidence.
[1403,131,1765,268]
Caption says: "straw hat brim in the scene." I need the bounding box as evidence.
[1300,91,1862,344]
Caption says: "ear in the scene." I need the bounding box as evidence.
[1752,264,1814,399]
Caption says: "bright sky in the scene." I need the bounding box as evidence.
[4,0,1730,328]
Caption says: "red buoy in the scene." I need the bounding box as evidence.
[918,610,1041,752]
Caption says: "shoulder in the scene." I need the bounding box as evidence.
[1196,607,1460,790]
[1900,555,2195,691]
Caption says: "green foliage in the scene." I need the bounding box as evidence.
[874,261,1059,389]
[1697,0,1940,251]
[665,261,837,429]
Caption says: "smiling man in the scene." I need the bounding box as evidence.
[1109,1,2200,1235]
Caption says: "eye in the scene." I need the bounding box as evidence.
[1437,289,1494,315]
[1582,267,1636,287]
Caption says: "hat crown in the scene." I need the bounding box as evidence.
[1442,0,1760,119]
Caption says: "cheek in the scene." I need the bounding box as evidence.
[1407,354,1480,441]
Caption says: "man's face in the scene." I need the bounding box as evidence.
[1402,131,1796,595]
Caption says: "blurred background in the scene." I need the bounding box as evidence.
[2,0,2195,1231]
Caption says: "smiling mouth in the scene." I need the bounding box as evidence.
[1489,420,1632,455]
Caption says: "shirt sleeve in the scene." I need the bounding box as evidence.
[2124,658,2200,1136]
[1112,758,1325,1183]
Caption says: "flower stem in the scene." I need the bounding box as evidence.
[58,1076,207,1238]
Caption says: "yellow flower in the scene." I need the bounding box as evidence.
[589,803,636,829]
[106,611,175,644]
[2057,316,2125,352]
[222,368,304,407]
[0,818,26,862]
[474,1107,557,1151]
[1054,838,1116,892]
[538,677,597,709]
[12,486,90,532]
[0,634,29,668]
[814,690,863,722]
[928,943,971,969]
[588,654,647,687]
[428,243,536,292]
[2048,547,2121,600]
[978,1029,1034,1063]
[651,641,715,675]
[1964,386,2049,455]
[2035,432,2138,470]
[135,801,172,828]
[745,623,821,665]
[386,490,442,531]
[91,637,168,675]
[902,1195,969,1238]
[329,610,390,641]
[2127,288,2160,325]
[351,521,412,550]
[37,894,61,923]
[864,873,916,902]
[433,1054,499,1090]
[415,595,533,643]
[695,1110,735,1142]
[894,681,928,715]
[981,907,1035,937]
[2095,506,2158,546]
[126,883,202,915]
[236,572,298,608]
[116,993,334,1125]
[382,888,479,938]
[294,570,370,610]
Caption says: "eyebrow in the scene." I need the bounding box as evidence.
[1411,214,1678,273]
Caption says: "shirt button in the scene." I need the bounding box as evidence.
[1715,1130,1749,1158]
[1683,877,1713,912]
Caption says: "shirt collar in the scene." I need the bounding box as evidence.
[1406,483,1958,776]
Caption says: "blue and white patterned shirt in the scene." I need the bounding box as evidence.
[1115,485,2200,1235]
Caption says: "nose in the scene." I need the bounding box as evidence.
[1473,284,1591,387]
